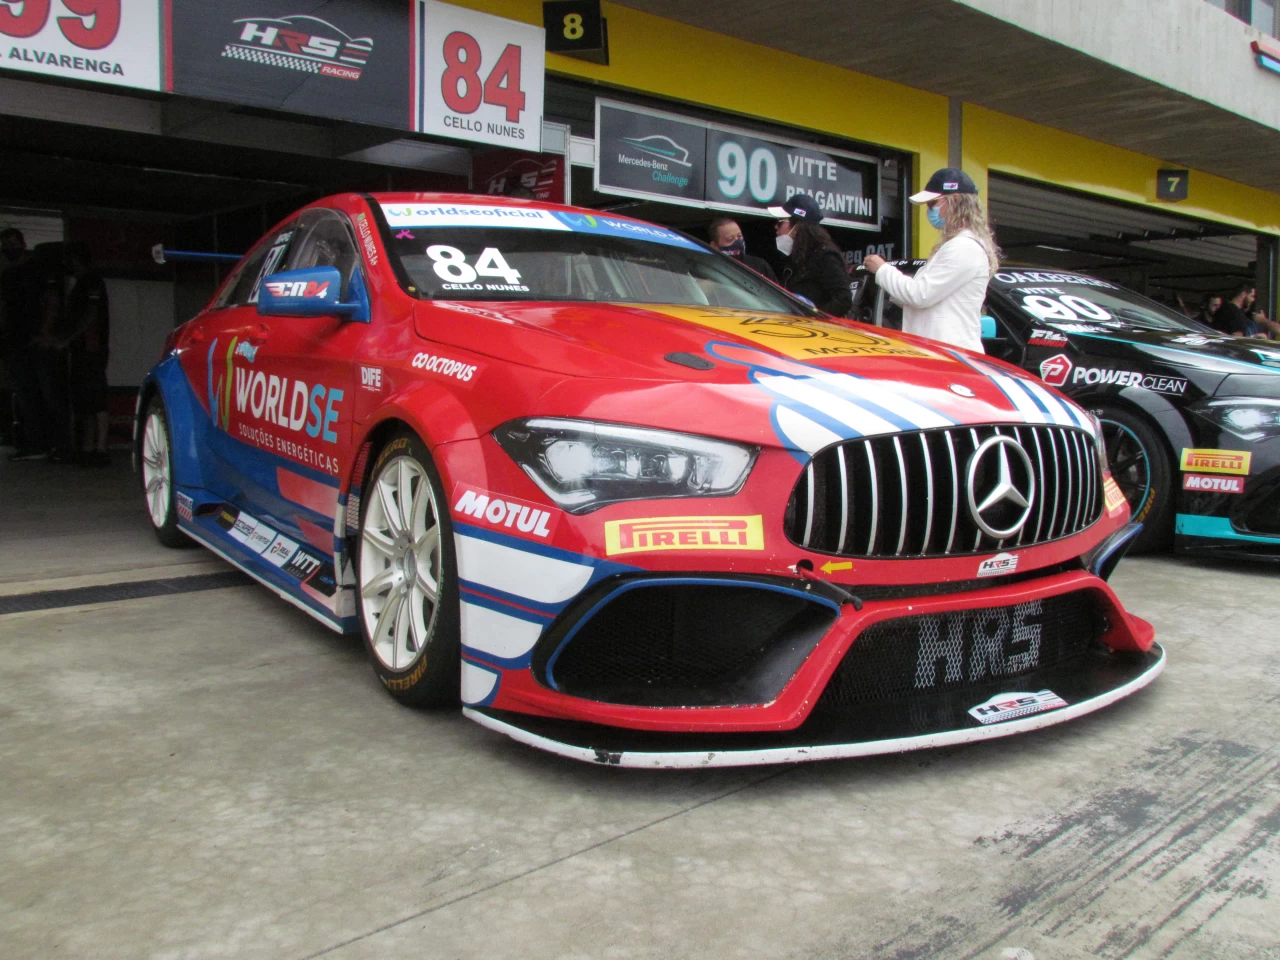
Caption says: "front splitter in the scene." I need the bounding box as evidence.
[464,644,1165,769]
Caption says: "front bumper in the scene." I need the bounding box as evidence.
[466,642,1164,768]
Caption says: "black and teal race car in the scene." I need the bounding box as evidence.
[853,263,1280,558]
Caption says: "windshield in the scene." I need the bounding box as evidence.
[990,269,1212,335]
[378,202,809,314]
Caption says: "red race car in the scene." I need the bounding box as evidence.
[136,193,1163,768]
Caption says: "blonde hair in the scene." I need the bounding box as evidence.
[934,194,1000,274]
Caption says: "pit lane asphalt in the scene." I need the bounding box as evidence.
[3,454,1278,960]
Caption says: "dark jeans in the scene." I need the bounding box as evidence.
[5,345,70,452]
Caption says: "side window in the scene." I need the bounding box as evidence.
[219,224,297,307]
[285,209,361,298]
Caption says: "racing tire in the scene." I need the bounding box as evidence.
[356,431,460,707]
[1096,404,1173,553]
[140,396,190,549]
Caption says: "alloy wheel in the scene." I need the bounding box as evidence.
[1101,418,1151,513]
[359,454,442,671]
[142,411,171,528]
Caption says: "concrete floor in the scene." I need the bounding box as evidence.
[2,455,1279,960]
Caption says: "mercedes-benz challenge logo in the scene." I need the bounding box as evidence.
[966,436,1037,539]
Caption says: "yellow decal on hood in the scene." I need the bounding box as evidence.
[650,307,941,361]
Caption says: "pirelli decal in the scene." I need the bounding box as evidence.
[604,515,765,556]
[1103,477,1127,516]
[1179,448,1251,476]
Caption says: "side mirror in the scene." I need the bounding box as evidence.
[980,314,998,339]
[257,266,370,323]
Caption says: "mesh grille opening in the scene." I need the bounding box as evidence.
[547,583,836,707]
[817,590,1109,711]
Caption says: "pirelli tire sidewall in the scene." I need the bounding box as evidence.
[1098,404,1173,553]
[358,431,461,707]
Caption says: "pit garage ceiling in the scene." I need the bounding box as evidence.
[617,0,1280,193]
[989,174,1259,298]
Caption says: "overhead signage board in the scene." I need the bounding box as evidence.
[0,0,162,91]
[415,0,545,151]
[594,101,707,206]
[169,0,412,129]
[595,99,881,231]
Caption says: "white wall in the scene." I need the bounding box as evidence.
[961,0,1280,134]
[105,280,176,389]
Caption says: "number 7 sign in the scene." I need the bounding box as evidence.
[415,0,545,151]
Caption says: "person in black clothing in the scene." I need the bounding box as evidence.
[57,242,111,466]
[1198,294,1223,329]
[1216,284,1260,338]
[707,216,778,283]
[767,194,852,317]
[1,228,58,460]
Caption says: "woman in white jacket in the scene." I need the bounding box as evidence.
[863,168,1000,353]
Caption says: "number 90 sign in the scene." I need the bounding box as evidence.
[417,0,546,151]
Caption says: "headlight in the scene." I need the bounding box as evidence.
[1190,397,1280,442]
[493,418,757,513]
[1088,413,1109,474]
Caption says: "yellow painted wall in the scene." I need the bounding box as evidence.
[964,103,1280,237]
[451,0,948,253]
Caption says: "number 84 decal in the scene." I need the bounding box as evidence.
[427,245,528,292]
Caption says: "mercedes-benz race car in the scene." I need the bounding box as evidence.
[136,194,1162,768]
[854,262,1280,559]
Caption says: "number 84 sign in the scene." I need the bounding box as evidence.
[415,0,545,151]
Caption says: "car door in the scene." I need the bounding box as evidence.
[184,220,298,505]
[240,207,371,604]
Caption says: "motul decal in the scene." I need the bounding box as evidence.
[1182,473,1244,494]
[452,485,557,540]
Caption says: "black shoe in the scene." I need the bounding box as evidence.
[8,448,48,462]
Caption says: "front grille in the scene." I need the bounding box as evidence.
[546,581,837,707]
[816,590,1108,711]
[785,424,1103,558]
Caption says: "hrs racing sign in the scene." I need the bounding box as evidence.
[414,0,545,150]
[170,1,412,129]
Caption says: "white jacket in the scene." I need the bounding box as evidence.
[874,230,991,353]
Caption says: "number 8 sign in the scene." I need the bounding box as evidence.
[415,0,545,151]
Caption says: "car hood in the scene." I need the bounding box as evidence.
[414,301,1095,450]
[1058,324,1280,374]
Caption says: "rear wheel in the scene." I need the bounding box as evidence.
[357,432,460,706]
[1095,405,1172,553]
[140,397,190,548]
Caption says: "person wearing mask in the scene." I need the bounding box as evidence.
[767,195,852,316]
[863,168,998,353]
[707,216,777,283]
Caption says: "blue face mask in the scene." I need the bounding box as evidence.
[927,204,946,229]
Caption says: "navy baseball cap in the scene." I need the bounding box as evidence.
[910,168,979,204]
[767,193,823,222]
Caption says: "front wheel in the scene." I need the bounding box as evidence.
[1095,405,1173,553]
[357,432,460,706]
[140,396,190,548]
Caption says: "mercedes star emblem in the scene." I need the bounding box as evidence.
[966,435,1037,539]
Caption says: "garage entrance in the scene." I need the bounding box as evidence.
[988,173,1276,319]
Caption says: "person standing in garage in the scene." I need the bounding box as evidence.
[768,195,852,316]
[708,216,778,283]
[58,243,111,467]
[862,168,998,352]
[2,229,56,461]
